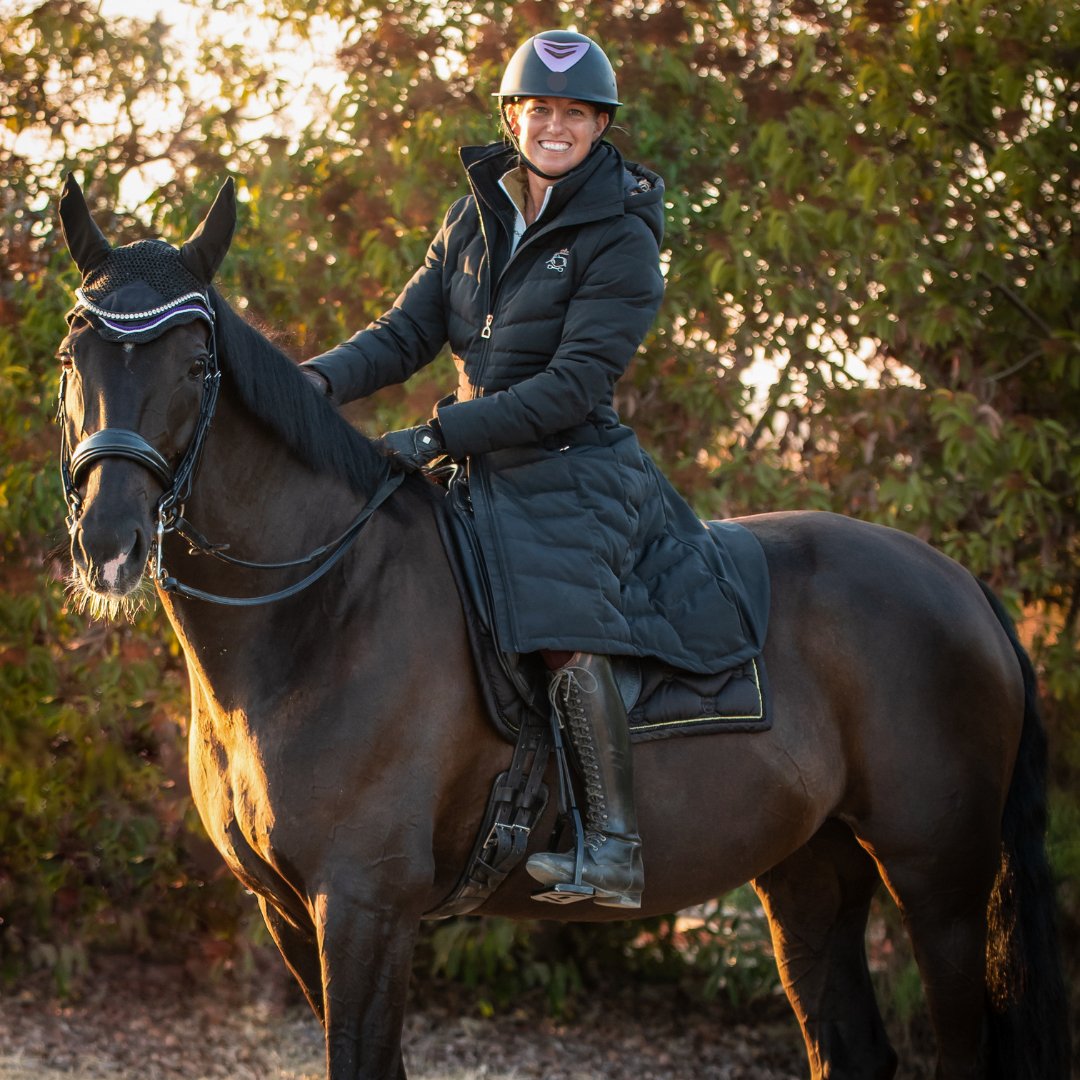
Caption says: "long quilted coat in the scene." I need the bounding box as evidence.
[307,140,768,674]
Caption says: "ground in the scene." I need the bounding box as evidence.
[0,954,810,1080]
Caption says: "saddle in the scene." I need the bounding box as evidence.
[435,474,771,744]
[423,474,772,920]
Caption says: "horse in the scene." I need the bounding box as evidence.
[54,175,1068,1080]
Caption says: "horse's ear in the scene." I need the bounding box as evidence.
[179,178,237,285]
[58,174,111,275]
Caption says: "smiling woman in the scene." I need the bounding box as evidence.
[301,27,775,913]
[504,98,609,216]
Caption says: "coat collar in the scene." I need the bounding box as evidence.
[460,140,626,231]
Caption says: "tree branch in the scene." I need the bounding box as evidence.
[745,355,797,452]
[978,269,1057,338]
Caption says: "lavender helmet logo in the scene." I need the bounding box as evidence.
[533,39,590,72]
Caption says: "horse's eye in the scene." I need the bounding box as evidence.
[189,357,207,378]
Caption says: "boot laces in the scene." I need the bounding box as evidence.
[549,664,608,836]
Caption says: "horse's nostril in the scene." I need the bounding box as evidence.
[100,535,141,590]
[73,518,146,595]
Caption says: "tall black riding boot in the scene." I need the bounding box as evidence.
[526,652,644,909]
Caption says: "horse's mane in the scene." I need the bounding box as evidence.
[209,288,386,494]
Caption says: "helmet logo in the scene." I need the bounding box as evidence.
[533,39,590,72]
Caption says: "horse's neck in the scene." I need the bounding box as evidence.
[157,388,389,686]
[185,390,366,561]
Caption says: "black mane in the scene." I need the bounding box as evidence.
[209,289,386,494]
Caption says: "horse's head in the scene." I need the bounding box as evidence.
[57,176,236,617]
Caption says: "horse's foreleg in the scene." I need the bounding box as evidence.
[257,896,325,1024]
[314,889,419,1080]
[753,820,897,1080]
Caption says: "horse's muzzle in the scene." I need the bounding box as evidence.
[72,523,148,597]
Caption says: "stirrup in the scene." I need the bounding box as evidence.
[530,805,595,905]
[531,881,596,905]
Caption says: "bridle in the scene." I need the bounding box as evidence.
[58,302,402,607]
[58,303,222,536]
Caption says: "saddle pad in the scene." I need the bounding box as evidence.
[618,654,768,740]
[434,479,771,744]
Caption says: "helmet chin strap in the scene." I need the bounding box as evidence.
[519,152,572,182]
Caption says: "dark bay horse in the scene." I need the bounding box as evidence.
[56,177,1068,1080]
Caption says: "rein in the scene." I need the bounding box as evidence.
[154,470,403,607]
[59,308,403,608]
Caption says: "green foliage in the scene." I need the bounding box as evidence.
[2,0,1077,1014]
[425,917,583,1016]
[672,890,781,1009]
[423,886,779,1016]
[601,887,780,1010]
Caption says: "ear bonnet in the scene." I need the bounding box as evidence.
[58,175,236,344]
[72,240,214,343]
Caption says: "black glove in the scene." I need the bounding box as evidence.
[301,365,331,396]
[377,422,445,471]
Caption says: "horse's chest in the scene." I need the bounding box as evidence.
[187,713,286,887]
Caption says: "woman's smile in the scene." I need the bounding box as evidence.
[510,97,608,176]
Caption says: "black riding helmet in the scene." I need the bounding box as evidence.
[495,30,621,180]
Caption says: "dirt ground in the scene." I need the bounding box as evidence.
[0,955,809,1080]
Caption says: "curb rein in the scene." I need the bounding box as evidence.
[58,310,402,607]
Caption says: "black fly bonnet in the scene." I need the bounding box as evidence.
[57,176,233,537]
[73,238,214,344]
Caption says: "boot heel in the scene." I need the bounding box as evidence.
[593,890,642,909]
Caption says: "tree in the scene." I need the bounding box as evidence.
[2,0,1076,1010]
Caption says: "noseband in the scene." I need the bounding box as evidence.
[68,428,173,490]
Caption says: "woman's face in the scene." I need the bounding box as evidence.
[508,97,609,177]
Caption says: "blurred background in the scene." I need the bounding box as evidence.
[1,0,1077,1066]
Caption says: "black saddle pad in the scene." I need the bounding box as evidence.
[434,476,771,744]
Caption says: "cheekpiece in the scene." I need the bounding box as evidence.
[71,239,213,344]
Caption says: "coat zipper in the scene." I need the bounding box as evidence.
[466,193,498,390]
[470,176,584,383]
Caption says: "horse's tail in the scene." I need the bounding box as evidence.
[976,580,1070,1079]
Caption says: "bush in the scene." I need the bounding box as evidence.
[0,259,254,990]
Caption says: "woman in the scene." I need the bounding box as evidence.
[302,30,767,910]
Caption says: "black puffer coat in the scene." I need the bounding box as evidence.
[307,141,768,674]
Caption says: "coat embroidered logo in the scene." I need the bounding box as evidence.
[546,249,570,273]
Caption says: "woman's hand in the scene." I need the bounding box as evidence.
[377,422,446,471]
[301,365,331,395]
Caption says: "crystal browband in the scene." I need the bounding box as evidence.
[74,288,211,321]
